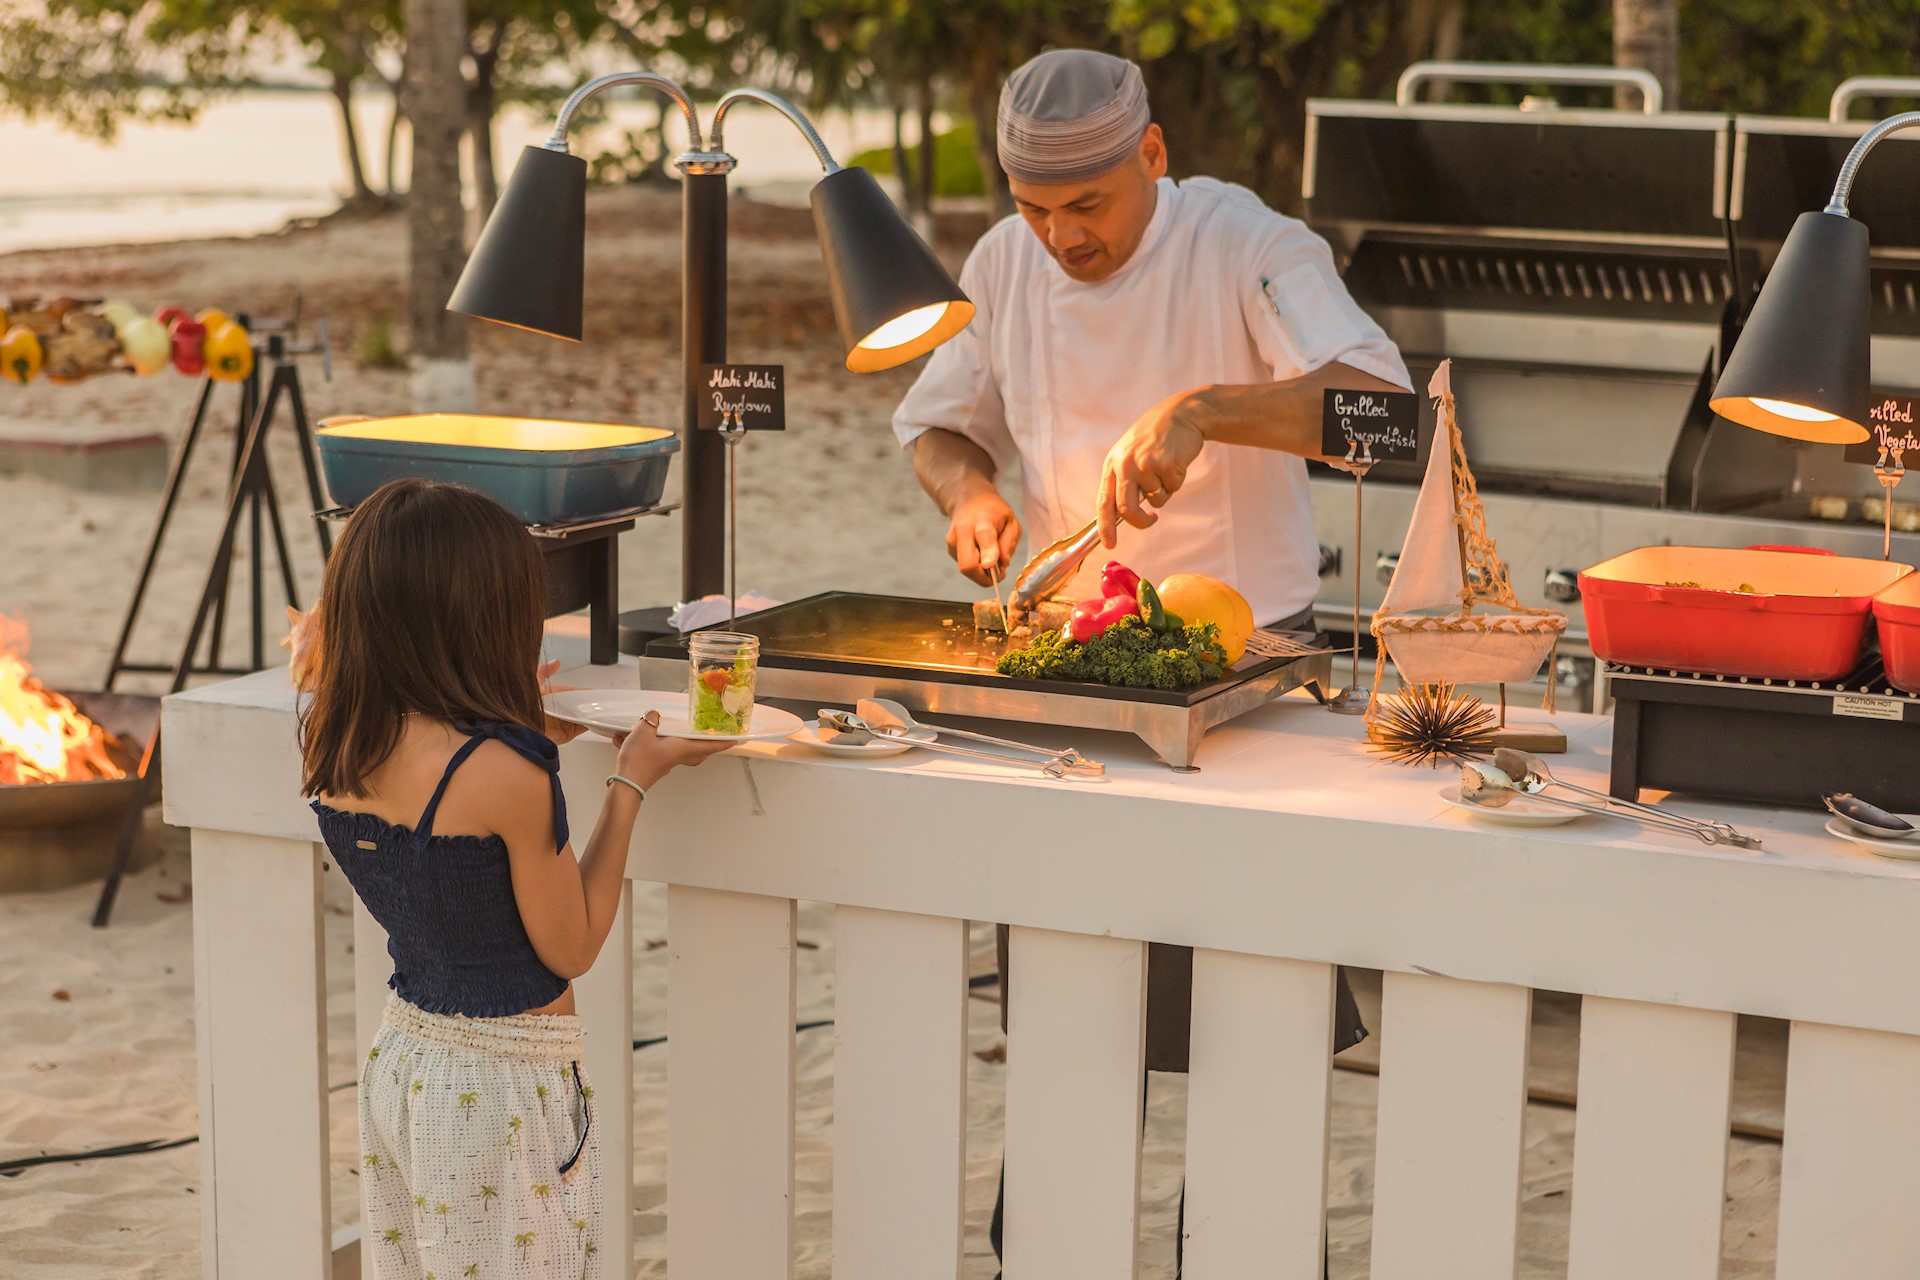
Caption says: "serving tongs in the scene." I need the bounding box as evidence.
[1488,749,1763,849]
[857,697,1105,775]
[819,710,1083,780]
[1008,519,1102,615]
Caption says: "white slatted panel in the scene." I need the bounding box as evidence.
[1002,926,1147,1280]
[573,881,634,1280]
[1567,996,1735,1280]
[192,832,332,1280]
[832,907,969,1280]
[351,898,391,1280]
[1776,1021,1920,1279]
[1370,972,1531,1280]
[668,885,798,1280]
[1183,951,1335,1279]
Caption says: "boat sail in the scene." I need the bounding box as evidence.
[1368,361,1566,707]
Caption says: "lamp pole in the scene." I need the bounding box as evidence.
[544,76,844,601]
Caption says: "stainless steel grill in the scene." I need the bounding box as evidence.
[1302,66,1920,710]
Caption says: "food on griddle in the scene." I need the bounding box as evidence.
[1,326,42,383]
[996,615,1228,690]
[1155,573,1255,663]
[973,596,1073,634]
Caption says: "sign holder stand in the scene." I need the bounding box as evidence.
[1327,437,1376,715]
[719,409,746,629]
[1875,445,1907,560]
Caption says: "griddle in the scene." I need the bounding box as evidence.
[1608,656,1920,812]
[640,593,1335,770]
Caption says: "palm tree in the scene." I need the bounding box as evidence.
[532,1183,552,1210]
[458,1092,479,1119]
[413,1194,427,1211]
[506,1115,523,1146]
[535,1083,550,1102]
[514,1231,536,1258]
[464,1266,480,1279]
[411,1078,425,1096]
[572,1218,588,1241]
[436,1203,451,1221]
[367,1047,381,1063]
[382,1227,404,1246]
[580,1085,594,1101]
[476,1185,498,1213]
[362,1153,381,1170]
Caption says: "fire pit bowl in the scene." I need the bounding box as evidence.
[0,690,162,893]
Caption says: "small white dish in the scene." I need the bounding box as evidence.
[544,689,803,743]
[787,721,937,757]
[1824,816,1920,861]
[1439,784,1583,827]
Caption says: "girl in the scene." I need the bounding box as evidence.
[301,478,726,1279]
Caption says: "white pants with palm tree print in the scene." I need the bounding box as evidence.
[360,995,603,1280]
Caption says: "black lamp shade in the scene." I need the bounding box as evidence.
[1710,210,1871,444]
[811,166,974,372]
[448,146,587,342]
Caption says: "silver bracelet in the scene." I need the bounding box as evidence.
[604,774,648,802]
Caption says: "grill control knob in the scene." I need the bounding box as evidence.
[1376,552,1400,586]
[1318,544,1341,577]
[1544,569,1581,604]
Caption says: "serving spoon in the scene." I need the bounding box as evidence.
[1493,748,1762,850]
[857,697,1105,775]
[1823,793,1920,842]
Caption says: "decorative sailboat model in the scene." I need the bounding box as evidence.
[1367,361,1569,752]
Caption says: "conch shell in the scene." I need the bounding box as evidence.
[280,605,322,691]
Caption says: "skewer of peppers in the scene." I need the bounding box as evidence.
[2,326,42,384]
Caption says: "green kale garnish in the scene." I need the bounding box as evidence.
[995,615,1229,690]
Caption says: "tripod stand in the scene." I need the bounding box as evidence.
[92,312,334,926]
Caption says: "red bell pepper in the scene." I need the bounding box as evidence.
[1100,561,1142,600]
[1065,593,1139,644]
[169,318,207,376]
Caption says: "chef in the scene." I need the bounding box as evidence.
[891,47,1411,1275]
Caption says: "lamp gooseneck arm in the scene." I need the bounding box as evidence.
[709,88,841,173]
[1826,111,1920,216]
[548,71,704,152]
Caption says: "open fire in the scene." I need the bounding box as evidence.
[0,617,124,785]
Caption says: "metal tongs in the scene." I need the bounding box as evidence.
[819,710,1087,780]
[1008,519,1102,615]
[857,697,1104,775]
[1490,748,1763,850]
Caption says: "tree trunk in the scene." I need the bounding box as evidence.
[890,97,917,215]
[384,82,404,197]
[1614,0,1678,110]
[330,72,374,206]
[468,42,500,215]
[403,0,471,407]
[915,77,936,230]
[965,48,1013,221]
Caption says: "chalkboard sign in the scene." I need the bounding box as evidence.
[1321,388,1421,461]
[1844,393,1920,466]
[697,363,786,431]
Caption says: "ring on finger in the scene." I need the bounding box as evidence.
[1144,484,1169,504]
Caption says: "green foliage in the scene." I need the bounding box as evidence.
[355,310,408,370]
[847,123,987,197]
[996,616,1228,690]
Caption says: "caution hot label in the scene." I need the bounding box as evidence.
[1832,695,1906,722]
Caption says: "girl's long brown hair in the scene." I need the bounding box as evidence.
[301,478,547,798]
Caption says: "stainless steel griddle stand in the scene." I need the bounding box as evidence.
[639,648,1334,771]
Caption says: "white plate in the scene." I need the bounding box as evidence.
[787,720,937,757]
[544,689,804,743]
[1439,784,1584,827]
[1824,816,1920,860]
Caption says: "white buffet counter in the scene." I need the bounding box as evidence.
[164,656,1920,1280]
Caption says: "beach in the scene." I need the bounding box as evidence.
[0,188,1790,1278]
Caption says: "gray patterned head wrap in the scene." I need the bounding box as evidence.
[997,50,1151,185]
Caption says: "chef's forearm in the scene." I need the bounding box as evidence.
[1181,364,1408,461]
[912,428,1002,515]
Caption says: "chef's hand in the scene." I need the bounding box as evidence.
[1098,391,1206,547]
[946,489,1023,588]
[538,658,588,745]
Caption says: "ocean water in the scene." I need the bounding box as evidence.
[0,87,902,255]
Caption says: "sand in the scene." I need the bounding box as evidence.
[1,192,1785,1277]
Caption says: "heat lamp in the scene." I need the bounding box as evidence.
[449,73,975,601]
[1710,112,1917,555]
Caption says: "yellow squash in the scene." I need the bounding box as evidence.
[1,326,42,384]
[1156,573,1256,664]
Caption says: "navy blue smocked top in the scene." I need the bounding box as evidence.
[313,721,572,1017]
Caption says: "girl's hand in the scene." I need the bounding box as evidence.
[538,659,588,744]
[612,711,732,790]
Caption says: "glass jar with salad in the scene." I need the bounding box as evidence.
[688,632,759,734]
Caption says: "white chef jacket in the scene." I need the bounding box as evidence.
[893,176,1409,625]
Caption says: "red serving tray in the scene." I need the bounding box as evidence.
[1579,545,1912,681]
[1875,574,1920,694]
